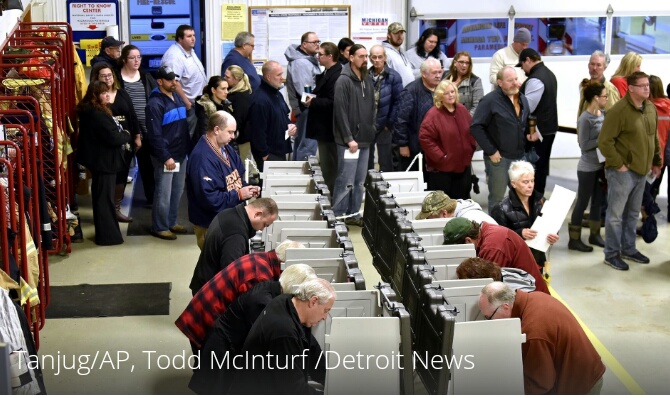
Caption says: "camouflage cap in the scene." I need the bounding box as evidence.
[388,22,406,34]
[416,191,457,220]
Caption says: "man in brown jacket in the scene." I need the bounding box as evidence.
[597,71,662,271]
[479,282,606,394]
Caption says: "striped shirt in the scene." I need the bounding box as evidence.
[123,80,147,134]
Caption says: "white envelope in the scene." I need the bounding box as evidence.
[164,162,180,173]
[343,149,359,159]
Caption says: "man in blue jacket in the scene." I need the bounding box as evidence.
[249,61,297,173]
[368,44,403,172]
[471,66,539,213]
[394,57,442,173]
[145,65,191,240]
[220,31,261,91]
[186,111,260,249]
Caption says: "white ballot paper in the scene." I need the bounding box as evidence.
[343,149,360,159]
[163,162,180,173]
[526,185,576,253]
[301,92,316,103]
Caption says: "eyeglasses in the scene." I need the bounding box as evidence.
[245,43,255,48]
[99,73,114,80]
[127,56,142,61]
[317,52,330,57]
[305,40,321,45]
[631,84,649,88]
[484,305,502,320]
[456,61,471,65]
[370,55,384,60]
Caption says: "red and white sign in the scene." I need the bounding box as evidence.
[69,2,117,31]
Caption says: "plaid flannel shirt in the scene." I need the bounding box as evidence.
[175,251,281,347]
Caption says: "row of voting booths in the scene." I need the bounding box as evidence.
[255,158,413,394]
[253,160,526,394]
[361,170,527,395]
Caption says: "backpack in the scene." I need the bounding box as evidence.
[502,267,536,293]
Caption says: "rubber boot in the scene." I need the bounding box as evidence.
[115,183,133,223]
[588,219,605,247]
[568,223,593,252]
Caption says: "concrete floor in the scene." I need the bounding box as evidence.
[38,157,670,394]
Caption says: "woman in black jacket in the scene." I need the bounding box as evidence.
[491,160,559,267]
[91,62,139,222]
[193,75,235,150]
[118,45,158,205]
[76,81,132,245]
[224,65,253,162]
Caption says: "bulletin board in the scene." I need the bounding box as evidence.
[248,5,351,67]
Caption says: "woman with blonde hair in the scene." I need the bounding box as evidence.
[419,80,476,199]
[610,51,642,97]
[443,51,484,116]
[224,65,253,162]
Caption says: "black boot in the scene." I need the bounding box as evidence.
[568,223,593,252]
[115,184,133,223]
[588,220,605,247]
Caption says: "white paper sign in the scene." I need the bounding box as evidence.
[69,2,117,31]
[526,185,576,253]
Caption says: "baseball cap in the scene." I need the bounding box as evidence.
[443,217,473,245]
[515,48,541,67]
[388,22,406,34]
[156,65,179,80]
[513,28,531,44]
[101,36,124,50]
[416,191,457,220]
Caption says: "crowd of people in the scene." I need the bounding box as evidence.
[72,22,670,394]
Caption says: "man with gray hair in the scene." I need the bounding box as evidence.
[394,57,443,173]
[221,31,261,90]
[186,111,260,249]
[177,239,306,348]
[489,27,531,88]
[368,44,403,172]
[190,263,317,394]
[232,278,335,394]
[249,60,297,172]
[478,281,605,394]
[471,66,538,212]
[578,50,620,120]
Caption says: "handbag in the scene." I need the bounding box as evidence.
[523,147,540,164]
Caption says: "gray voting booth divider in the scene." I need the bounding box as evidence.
[362,170,525,394]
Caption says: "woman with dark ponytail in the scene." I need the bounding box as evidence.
[568,80,608,252]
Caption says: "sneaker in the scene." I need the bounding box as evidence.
[604,256,629,271]
[169,224,188,234]
[622,251,650,264]
[151,230,177,240]
[344,217,364,227]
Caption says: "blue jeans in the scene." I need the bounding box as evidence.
[293,110,318,161]
[332,145,370,217]
[604,168,645,259]
[151,156,187,232]
[484,156,516,213]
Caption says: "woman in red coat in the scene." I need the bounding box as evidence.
[419,80,476,199]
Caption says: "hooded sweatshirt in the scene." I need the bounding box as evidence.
[332,64,376,147]
[381,41,415,87]
[284,44,321,115]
